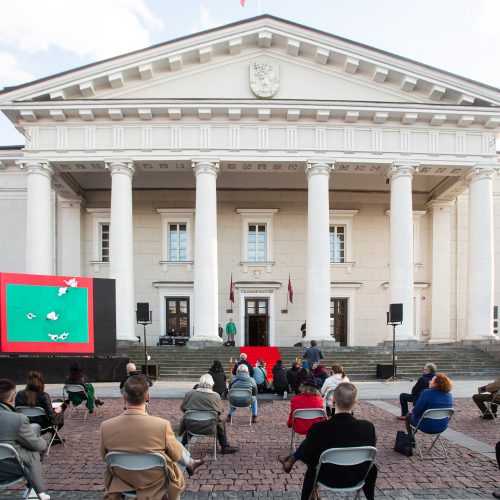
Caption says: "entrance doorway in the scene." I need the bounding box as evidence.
[245,298,269,346]
[165,297,190,336]
[331,298,348,346]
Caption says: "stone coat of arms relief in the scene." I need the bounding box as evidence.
[250,61,279,98]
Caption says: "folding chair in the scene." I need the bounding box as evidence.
[184,410,218,460]
[290,408,327,451]
[63,384,89,420]
[16,406,64,457]
[323,388,335,416]
[483,389,500,422]
[0,443,42,499]
[410,408,454,460]
[228,388,253,427]
[105,451,168,499]
[310,446,378,500]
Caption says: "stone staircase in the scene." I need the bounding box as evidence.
[118,344,499,381]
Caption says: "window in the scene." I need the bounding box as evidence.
[248,224,267,261]
[330,225,345,263]
[87,208,111,269]
[100,223,110,262]
[166,297,190,336]
[169,223,187,261]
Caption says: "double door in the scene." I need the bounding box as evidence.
[245,298,269,346]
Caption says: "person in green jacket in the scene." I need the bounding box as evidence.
[226,318,237,343]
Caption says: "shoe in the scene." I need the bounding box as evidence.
[95,399,105,406]
[252,416,258,424]
[283,391,288,399]
[396,416,407,420]
[226,415,231,423]
[492,490,500,499]
[278,454,296,473]
[25,489,50,500]
[221,446,238,454]
[186,455,207,477]
[482,414,495,420]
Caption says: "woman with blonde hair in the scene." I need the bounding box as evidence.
[321,364,349,415]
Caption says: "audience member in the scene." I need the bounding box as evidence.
[119,362,153,392]
[272,360,289,398]
[0,379,50,500]
[232,352,254,377]
[279,382,377,500]
[472,377,500,420]
[397,362,436,420]
[101,375,205,500]
[302,340,324,369]
[404,373,453,439]
[310,362,329,389]
[297,367,315,388]
[321,364,350,415]
[253,359,268,394]
[15,371,66,444]
[286,361,301,395]
[208,360,228,399]
[493,440,500,499]
[228,364,258,423]
[179,374,237,454]
[65,362,104,413]
[287,381,324,435]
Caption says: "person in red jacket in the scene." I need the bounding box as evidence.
[287,381,325,436]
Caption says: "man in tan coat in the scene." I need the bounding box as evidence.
[473,377,500,419]
[101,375,204,500]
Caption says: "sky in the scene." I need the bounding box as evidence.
[0,0,499,146]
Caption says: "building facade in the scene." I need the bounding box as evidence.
[0,16,499,347]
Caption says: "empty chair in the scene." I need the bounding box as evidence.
[183,410,218,460]
[16,406,64,457]
[105,451,168,499]
[0,443,43,499]
[63,384,89,420]
[228,388,253,427]
[410,408,454,460]
[290,408,327,451]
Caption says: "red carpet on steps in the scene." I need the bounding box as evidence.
[239,346,281,381]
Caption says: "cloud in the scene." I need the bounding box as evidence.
[0,0,162,60]
[0,52,33,85]
[190,5,226,34]
[472,0,500,39]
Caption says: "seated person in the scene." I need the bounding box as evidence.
[208,360,228,399]
[179,374,237,454]
[279,382,377,500]
[321,364,350,415]
[493,440,500,499]
[310,362,329,389]
[472,377,500,420]
[286,362,301,395]
[65,361,104,413]
[297,367,316,388]
[232,353,254,377]
[287,381,324,435]
[397,362,436,420]
[0,379,50,500]
[101,375,205,500]
[302,339,324,370]
[404,373,453,438]
[272,360,289,397]
[253,359,268,394]
[228,364,258,422]
[15,371,66,445]
[119,362,153,391]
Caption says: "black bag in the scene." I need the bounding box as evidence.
[394,430,413,457]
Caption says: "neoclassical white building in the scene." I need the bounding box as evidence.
[0,15,499,347]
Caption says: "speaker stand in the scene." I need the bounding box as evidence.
[385,322,412,383]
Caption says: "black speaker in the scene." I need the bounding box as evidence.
[141,364,159,379]
[136,303,150,323]
[388,303,403,324]
[376,364,395,378]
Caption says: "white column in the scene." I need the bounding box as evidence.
[106,159,137,342]
[22,160,54,275]
[190,159,222,346]
[58,197,83,277]
[388,162,417,341]
[304,160,334,344]
[428,201,453,343]
[465,164,496,340]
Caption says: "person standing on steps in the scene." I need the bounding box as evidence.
[226,318,236,346]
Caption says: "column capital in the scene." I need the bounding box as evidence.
[192,158,220,177]
[58,196,86,211]
[388,161,419,181]
[426,200,454,212]
[17,159,54,179]
[466,164,497,184]
[305,160,334,179]
[105,159,135,178]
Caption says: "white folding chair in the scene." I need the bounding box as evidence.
[322,388,335,415]
[290,408,327,451]
[483,389,500,422]
[410,408,454,460]
[0,443,42,499]
[228,388,253,427]
[63,384,89,420]
[311,446,378,500]
[105,451,168,499]
[184,410,218,460]
[16,406,64,457]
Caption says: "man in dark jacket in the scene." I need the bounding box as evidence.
[302,340,324,369]
[397,362,436,419]
[232,353,254,377]
[119,362,153,391]
[279,382,377,500]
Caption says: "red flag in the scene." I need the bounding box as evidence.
[229,273,235,303]
[288,274,293,304]
[240,0,245,6]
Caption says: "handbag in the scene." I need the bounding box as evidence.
[394,430,413,457]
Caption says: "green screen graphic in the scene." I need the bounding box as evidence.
[6,284,89,343]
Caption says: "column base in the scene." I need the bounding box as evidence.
[427,338,456,344]
[460,337,499,346]
[302,338,339,348]
[381,339,420,348]
[188,336,223,349]
[116,338,140,348]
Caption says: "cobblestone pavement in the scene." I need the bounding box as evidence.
[3,397,498,499]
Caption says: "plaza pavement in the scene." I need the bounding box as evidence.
[3,377,499,499]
